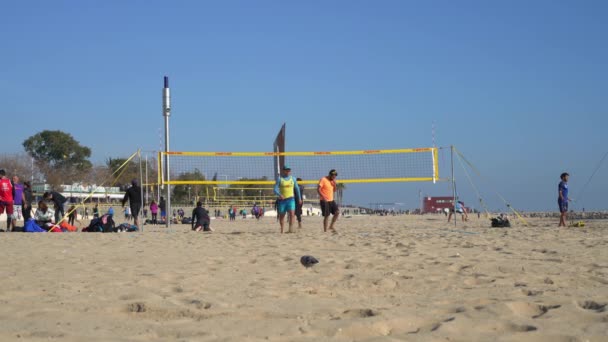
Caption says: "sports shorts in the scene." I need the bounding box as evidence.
[12,204,22,219]
[130,204,141,218]
[0,201,14,216]
[320,200,338,217]
[558,200,568,213]
[277,198,296,214]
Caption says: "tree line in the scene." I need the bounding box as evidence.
[1,129,344,204]
[0,130,150,191]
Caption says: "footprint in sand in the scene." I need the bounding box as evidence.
[521,289,543,297]
[186,299,212,310]
[463,276,495,286]
[118,293,140,301]
[341,308,378,318]
[576,300,606,313]
[407,317,455,334]
[372,278,398,290]
[127,302,147,313]
[447,306,466,314]
[506,301,561,318]
[476,321,537,333]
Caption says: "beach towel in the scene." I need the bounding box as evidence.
[24,219,46,233]
[60,221,78,232]
[48,226,63,233]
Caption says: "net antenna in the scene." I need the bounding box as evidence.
[273,123,286,180]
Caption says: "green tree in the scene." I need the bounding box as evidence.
[106,157,139,188]
[172,169,209,204]
[0,153,34,181]
[23,130,92,185]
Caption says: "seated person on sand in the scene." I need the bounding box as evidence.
[192,201,212,232]
[35,200,56,229]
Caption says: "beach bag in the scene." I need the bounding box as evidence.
[48,226,63,233]
[491,217,511,228]
[24,219,46,233]
[117,223,138,232]
[84,217,103,232]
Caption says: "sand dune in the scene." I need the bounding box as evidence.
[0,215,606,341]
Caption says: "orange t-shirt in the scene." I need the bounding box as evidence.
[318,177,336,201]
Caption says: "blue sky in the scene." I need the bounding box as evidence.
[2,0,607,211]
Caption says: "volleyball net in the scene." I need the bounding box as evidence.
[159,147,439,186]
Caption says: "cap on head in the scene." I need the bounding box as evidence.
[329,169,338,176]
[283,165,291,171]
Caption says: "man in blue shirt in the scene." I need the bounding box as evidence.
[558,172,571,227]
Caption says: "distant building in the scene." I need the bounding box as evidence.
[423,196,468,213]
[32,183,124,203]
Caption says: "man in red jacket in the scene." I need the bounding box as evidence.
[0,169,15,232]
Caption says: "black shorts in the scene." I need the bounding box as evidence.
[130,204,141,218]
[320,200,338,217]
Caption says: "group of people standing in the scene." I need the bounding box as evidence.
[273,166,340,234]
[0,170,34,231]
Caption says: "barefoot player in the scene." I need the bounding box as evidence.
[558,172,571,227]
[318,169,340,232]
[273,165,302,233]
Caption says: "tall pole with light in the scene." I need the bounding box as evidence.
[163,76,171,228]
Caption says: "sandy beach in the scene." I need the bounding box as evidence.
[0,214,606,341]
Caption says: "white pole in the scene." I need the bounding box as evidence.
[163,76,171,229]
[451,145,456,227]
[138,150,144,232]
[145,154,149,205]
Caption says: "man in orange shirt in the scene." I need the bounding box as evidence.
[317,169,339,232]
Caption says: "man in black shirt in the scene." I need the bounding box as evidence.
[295,177,305,228]
[192,201,211,232]
[122,179,142,228]
[159,197,166,222]
[22,181,34,222]
[43,190,67,224]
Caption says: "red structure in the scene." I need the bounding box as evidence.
[423,196,457,213]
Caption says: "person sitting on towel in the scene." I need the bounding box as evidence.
[34,200,55,229]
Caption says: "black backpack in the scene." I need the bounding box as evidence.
[84,214,116,232]
[491,217,511,228]
[84,217,104,232]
